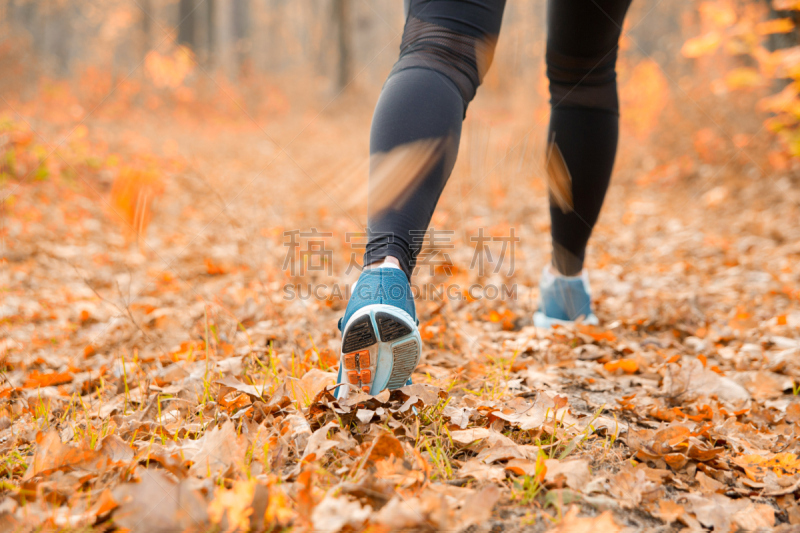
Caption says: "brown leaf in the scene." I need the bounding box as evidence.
[23,431,107,480]
[363,138,447,215]
[683,493,775,531]
[98,434,135,464]
[215,375,267,400]
[365,433,404,466]
[608,466,661,508]
[302,421,340,460]
[456,485,501,529]
[311,495,372,532]
[112,468,208,533]
[373,490,447,529]
[544,459,590,490]
[288,369,336,406]
[208,479,268,533]
[187,421,248,477]
[651,426,690,455]
[696,471,726,494]
[662,358,750,403]
[459,459,505,483]
[653,499,684,523]
[551,508,621,533]
[389,383,446,411]
[505,458,546,480]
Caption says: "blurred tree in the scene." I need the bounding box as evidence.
[233,0,251,73]
[178,0,197,50]
[333,0,351,90]
[139,0,153,63]
[765,0,800,53]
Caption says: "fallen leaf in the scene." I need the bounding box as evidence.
[608,466,661,508]
[208,479,257,532]
[23,371,74,388]
[544,458,590,490]
[187,421,248,477]
[365,433,404,466]
[459,458,505,482]
[653,499,684,523]
[112,468,208,533]
[662,358,750,403]
[551,507,621,533]
[604,358,638,374]
[311,495,372,532]
[733,452,800,481]
[302,421,340,460]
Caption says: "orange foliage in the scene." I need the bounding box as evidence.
[683,0,800,157]
[109,167,164,243]
[621,60,669,139]
[145,47,196,89]
[604,358,639,374]
[23,370,74,388]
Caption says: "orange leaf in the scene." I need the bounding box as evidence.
[577,325,617,342]
[734,453,800,481]
[604,358,639,374]
[23,370,74,388]
[757,18,795,35]
[724,68,763,90]
[110,167,163,240]
[366,433,405,465]
[682,32,722,58]
[664,453,689,470]
[205,258,227,275]
[699,3,736,27]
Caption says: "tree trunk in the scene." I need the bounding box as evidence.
[178,0,197,49]
[140,0,153,60]
[233,0,251,75]
[333,0,351,91]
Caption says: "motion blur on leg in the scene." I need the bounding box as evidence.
[336,0,506,397]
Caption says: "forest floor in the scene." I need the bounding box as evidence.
[2,82,800,532]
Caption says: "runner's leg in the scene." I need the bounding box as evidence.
[546,0,633,275]
[364,0,507,279]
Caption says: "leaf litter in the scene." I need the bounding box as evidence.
[2,71,800,532]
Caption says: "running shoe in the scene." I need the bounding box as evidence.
[533,266,599,328]
[335,267,421,399]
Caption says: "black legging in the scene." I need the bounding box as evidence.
[364,0,633,278]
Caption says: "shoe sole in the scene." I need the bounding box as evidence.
[338,304,422,399]
[533,311,599,328]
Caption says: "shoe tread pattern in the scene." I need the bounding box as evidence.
[376,311,412,342]
[342,315,377,353]
[387,340,419,389]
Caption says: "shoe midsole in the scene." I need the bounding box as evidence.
[339,304,421,397]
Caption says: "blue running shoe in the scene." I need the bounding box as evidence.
[533,266,599,328]
[335,267,422,399]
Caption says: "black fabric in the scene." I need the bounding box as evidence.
[546,0,632,112]
[547,0,631,275]
[364,68,463,279]
[391,15,498,109]
[365,0,632,279]
[548,107,619,276]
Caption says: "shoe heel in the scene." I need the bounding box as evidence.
[387,339,420,389]
[339,305,421,397]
